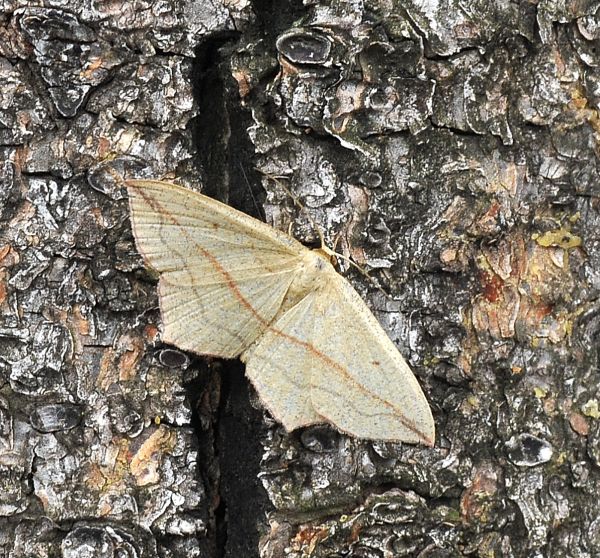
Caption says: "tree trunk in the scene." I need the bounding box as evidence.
[1,1,599,557]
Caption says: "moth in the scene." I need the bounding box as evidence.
[127,180,435,445]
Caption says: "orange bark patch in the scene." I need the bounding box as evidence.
[569,412,589,437]
[232,68,252,98]
[129,426,177,486]
[460,465,499,523]
[470,231,577,344]
[97,347,117,390]
[0,243,19,268]
[472,283,520,339]
[292,525,330,554]
[71,305,91,336]
[116,333,144,382]
[0,270,7,306]
[84,463,108,493]
[97,136,111,158]
[0,244,10,263]
[479,270,504,303]
[96,332,145,388]
[144,323,160,343]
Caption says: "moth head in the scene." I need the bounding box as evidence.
[313,246,336,264]
[314,245,364,278]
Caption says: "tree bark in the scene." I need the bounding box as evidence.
[1,1,599,557]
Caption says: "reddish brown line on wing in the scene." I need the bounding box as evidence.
[129,184,431,444]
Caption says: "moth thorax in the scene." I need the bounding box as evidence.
[282,250,331,308]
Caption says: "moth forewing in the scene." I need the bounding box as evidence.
[127,179,305,358]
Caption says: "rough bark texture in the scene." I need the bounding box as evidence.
[1,1,599,557]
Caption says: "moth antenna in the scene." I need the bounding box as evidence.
[259,173,327,249]
[260,172,388,297]
[328,246,388,298]
[238,162,265,220]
